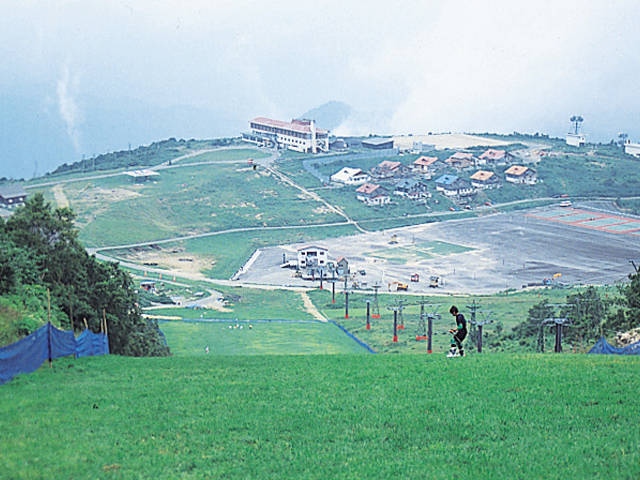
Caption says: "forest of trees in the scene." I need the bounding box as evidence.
[0,193,169,356]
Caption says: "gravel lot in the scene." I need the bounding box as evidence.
[234,205,640,295]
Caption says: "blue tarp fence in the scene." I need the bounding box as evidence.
[0,323,109,385]
[588,337,640,355]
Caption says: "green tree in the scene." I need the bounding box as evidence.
[562,286,607,351]
[511,299,555,351]
[1,193,169,356]
[606,269,640,334]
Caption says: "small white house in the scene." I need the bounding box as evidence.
[297,246,328,269]
[330,167,370,185]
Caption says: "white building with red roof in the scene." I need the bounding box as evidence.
[504,165,537,184]
[246,117,329,153]
[356,183,391,206]
[470,170,501,189]
[479,149,512,166]
[412,156,439,178]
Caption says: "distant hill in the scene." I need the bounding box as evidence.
[0,91,244,181]
[300,101,352,132]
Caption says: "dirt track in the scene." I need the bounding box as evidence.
[235,205,639,295]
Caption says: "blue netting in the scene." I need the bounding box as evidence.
[0,324,49,384]
[76,329,110,358]
[49,323,76,359]
[0,323,109,385]
[588,337,640,355]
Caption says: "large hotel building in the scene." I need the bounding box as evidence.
[244,117,329,153]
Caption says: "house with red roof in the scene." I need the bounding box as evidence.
[470,170,501,190]
[504,165,537,184]
[412,156,439,179]
[445,152,475,170]
[478,149,512,166]
[356,183,391,206]
[371,160,409,179]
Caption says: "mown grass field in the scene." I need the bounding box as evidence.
[160,319,368,355]
[1,352,638,479]
[144,284,600,355]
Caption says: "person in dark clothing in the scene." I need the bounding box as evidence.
[447,305,468,357]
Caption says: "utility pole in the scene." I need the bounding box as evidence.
[542,317,571,353]
[470,311,493,353]
[371,284,381,319]
[366,300,371,330]
[344,290,350,319]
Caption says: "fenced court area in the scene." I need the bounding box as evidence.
[527,207,640,236]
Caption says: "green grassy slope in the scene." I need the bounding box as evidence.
[1,354,638,479]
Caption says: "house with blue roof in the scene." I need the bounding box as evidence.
[434,174,474,197]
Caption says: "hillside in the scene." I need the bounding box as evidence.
[3,133,639,354]
[1,353,638,479]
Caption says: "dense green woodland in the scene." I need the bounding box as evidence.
[0,194,169,355]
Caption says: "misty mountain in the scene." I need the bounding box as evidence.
[0,92,244,180]
[300,101,352,132]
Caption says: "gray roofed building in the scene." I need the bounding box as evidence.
[0,184,28,208]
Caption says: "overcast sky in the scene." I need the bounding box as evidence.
[2,0,640,179]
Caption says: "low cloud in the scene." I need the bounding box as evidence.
[56,64,82,153]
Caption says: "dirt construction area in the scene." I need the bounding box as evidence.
[234,205,640,295]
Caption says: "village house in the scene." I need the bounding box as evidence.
[335,256,349,276]
[371,160,409,179]
[356,182,391,206]
[297,245,328,269]
[445,152,475,170]
[478,149,512,166]
[330,167,370,185]
[470,170,501,190]
[125,169,160,183]
[393,179,431,200]
[434,174,474,197]
[504,165,537,184]
[412,156,439,179]
[0,184,28,208]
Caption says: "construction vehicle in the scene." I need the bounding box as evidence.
[429,275,440,288]
[410,273,420,282]
[389,281,409,291]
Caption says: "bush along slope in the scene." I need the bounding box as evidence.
[0,193,169,356]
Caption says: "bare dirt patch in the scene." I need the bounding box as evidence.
[52,184,69,208]
[126,247,215,281]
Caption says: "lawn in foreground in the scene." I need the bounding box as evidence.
[1,354,638,479]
